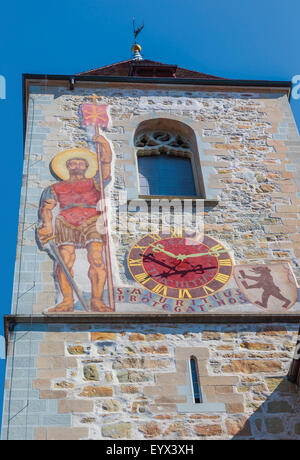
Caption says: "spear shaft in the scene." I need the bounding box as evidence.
[81,95,115,311]
[94,125,115,312]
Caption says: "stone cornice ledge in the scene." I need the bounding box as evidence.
[5,313,300,326]
[4,313,300,356]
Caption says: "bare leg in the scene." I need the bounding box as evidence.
[87,241,109,312]
[48,244,75,312]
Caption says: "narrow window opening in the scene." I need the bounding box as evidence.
[190,356,202,404]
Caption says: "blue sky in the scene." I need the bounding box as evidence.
[0,0,300,428]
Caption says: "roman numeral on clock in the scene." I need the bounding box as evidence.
[152,283,168,296]
[128,258,143,267]
[215,273,230,284]
[178,288,192,299]
[202,285,214,295]
[218,259,232,266]
[135,272,149,284]
[151,234,161,242]
[170,228,183,238]
[133,244,148,251]
[210,243,223,255]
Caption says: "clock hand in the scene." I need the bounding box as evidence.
[144,255,191,279]
[149,243,179,259]
[143,251,218,277]
[176,248,229,261]
[142,253,177,270]
[175,265,217,278]
[143,253,204,278]
[155,264,217,279]
[194,264,217,275]
[149,243,229,261]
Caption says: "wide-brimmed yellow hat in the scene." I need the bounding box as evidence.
[51,148,98,180]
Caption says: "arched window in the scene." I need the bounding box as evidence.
[134,119,204,197]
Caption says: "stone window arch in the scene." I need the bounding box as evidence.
[134,118,205,198]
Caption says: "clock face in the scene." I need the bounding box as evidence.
[127,231,234,300]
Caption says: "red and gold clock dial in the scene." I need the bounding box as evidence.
[127,231,234,300]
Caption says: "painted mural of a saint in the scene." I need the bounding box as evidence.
[37,136,112,313]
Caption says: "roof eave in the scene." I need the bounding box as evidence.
[23,73,292,89]
[22,73,292,145]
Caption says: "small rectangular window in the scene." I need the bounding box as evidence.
[190,357,202,404]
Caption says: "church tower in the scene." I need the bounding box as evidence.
[2,44,300,440]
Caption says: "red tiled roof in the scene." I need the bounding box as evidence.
[76,59,225,80]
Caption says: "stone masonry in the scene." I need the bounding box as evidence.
[3,78,300,440]
[11,84,300,315]
[2,323,300,440]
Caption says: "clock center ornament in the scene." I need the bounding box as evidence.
[127,231,233,300]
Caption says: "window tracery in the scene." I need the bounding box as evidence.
[135,131,193,158]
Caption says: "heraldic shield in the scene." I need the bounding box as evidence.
[234,263,299,312]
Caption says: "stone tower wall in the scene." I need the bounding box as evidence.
[2,323,300,440]
[2,81,300,440]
